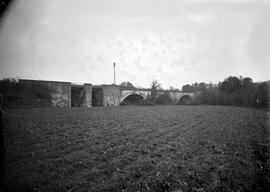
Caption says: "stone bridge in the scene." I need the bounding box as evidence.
[120,87,194,104]
[19,79,194,107]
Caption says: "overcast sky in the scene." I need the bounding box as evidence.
[0,0,269,89]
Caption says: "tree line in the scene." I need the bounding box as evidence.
[182,76,269,108]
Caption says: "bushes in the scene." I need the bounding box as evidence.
[156,94,172,105]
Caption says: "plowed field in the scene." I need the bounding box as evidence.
[2,105,269,191]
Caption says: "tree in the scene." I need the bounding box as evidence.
[119,81,134,88]
[198,82,207,93]
[220,76,241,93]
[168,86,180,91]
[241,77,253,87]
[254,82,268,108]
[169,86,178,91]
[150,80,161,102]
[239,77,254,106]
[182,84,193,92]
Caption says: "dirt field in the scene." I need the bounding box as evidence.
[2,105,270,192]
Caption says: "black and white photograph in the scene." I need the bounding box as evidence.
[0,0,269,191]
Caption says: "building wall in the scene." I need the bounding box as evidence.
[83,84,92,107]
[50,82,71,107]
[20,79,71,107]
[103,85,120,106]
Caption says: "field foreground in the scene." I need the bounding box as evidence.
[2,105,270,192]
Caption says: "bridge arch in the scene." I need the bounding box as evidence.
[178,95,192,105]
[120,90,149,102]
[120,93,145,105]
